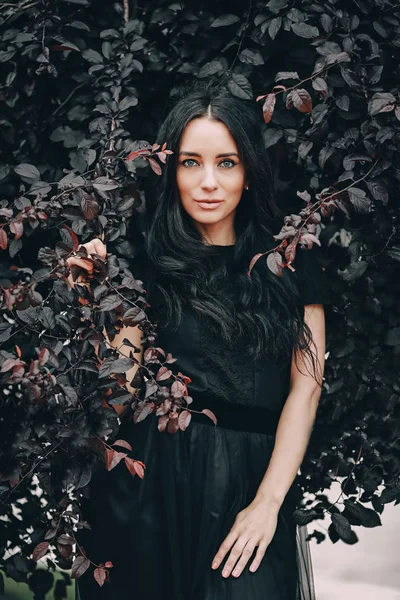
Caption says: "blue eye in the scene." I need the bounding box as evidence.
[220,159,235,168]
[181,159,198,167]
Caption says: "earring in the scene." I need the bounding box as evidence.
[244,184,249,191]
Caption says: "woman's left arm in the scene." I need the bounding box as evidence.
[211,304,326,578]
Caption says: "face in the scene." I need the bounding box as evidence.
[176,117,247,243]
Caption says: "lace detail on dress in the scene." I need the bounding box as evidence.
[199,318,255,405]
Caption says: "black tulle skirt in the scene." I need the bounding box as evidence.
[75,411,315,600]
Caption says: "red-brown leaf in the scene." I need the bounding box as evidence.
[71,555,91,579]
[178,410,192,431]
[112,439,132,451]
[94,567,107,587]
[0,228,8,250]
[147,157,162,175]
[167,417,180,433]
[126,150,139,161]
[201,409,217,425]
[105,449,127,471]
[9,221,24,240]
[247,252,264,276]
[286,88,313,113]
[156,366,172,381]
[133,461,145,478]
[33,541,49,562]
[262,94,276,124]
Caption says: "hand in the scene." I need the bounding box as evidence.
[65,238,107,290]
[211,497,279,578]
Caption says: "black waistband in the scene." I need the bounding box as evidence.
[189,399,280,435]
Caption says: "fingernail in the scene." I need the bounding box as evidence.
[212,562,218,569]
[233,569,239,577]
[222,570,229,578]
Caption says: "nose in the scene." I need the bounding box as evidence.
[200,166,218,191]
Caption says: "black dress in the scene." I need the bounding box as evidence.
[76,244,330,600]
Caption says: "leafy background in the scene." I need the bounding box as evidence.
[1,0,400,597]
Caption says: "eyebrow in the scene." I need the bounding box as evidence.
[178,151,240,158]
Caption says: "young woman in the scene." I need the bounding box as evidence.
[70,84,329,599]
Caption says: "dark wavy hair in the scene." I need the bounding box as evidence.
[144,81,320,382]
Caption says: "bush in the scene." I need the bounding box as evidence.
[1,0,399,593]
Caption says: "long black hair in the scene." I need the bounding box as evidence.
[144,81,321,382]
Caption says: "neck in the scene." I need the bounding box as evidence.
[195,217,236,246]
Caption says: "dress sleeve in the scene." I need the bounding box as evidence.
[292,243,331,306]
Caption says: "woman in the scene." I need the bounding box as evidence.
[70,84,329,599]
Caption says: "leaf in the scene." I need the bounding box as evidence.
[94,567,107,587]
[99,357,135,378]
[338,261,369,282]
[71,556,91,579]
[266,251,284,276]
[292,509,321,525]
[201,409,217,425]
[336,95,350,111]
[348,188,371,213]
[82,49,103,63]
[248,252,264,275]
[343,500,382,528]
[286,89,312,113]
[387,247,400,262]
[263,128,283,148]
[167,416,180,433]
[158,415,169,432]
[211,14,240,27]
[147,157,162,175]
[33,542,49,561]
[268,17,282,40]
[239,48,264,66]
[81,193,99,220]
[92,177,119,191]
[156,366,172,381]
[122,306,146,326]
[178,410,192,431]
[105,449,127,471]
[0,229,8,250]
[112,439,132,451]
[133,401,154,423]
[119,96,138,111]
[291,22,319,39]
[14,163,40,180]
[275,71,299,81]
[227,74,253,100]
[298,141,313,159]
[124,457,145,478]
[312,77,328,100]
[331,513,358,544]
[368,92,396,116]
[262,94,276,124]
[198,60,226,78]
[99,294,123,311]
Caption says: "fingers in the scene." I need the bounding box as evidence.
[212,530,239,571]
[249,541,268,573]
[231,541,257,577]
[222,538,257,578]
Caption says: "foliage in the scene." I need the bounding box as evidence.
[1,0,400,594]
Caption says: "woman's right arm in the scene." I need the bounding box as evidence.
[66,239,143,417]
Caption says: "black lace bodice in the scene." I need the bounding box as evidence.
[129,243,330,413]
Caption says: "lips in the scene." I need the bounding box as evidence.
[194,199,224,210]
